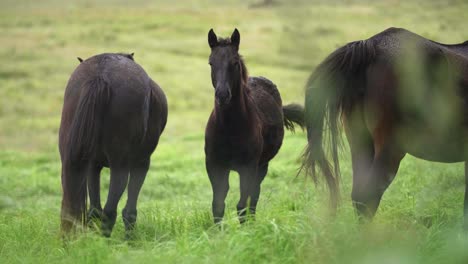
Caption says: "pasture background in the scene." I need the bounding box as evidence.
[1,0,468,263]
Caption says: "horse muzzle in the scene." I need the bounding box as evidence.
[215,89,232,106]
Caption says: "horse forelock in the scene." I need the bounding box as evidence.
[217,37,232,46]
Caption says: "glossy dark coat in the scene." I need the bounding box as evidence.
[59,53,167,237]
[302,27,468,224]
[205,29,304,223]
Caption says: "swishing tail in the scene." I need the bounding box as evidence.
[301,39,376,209]
[61,77,110,233]
[283,103,305,132]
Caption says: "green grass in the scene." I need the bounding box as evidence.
[1,0,468,263]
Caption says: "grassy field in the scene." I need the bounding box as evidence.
[1,0,468,263]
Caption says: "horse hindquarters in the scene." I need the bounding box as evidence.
[122,83,167,236]
[348,68,406,218]
[120,87,167,237]
[101,83,167,237]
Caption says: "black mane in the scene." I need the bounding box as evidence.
[239,56,249,86]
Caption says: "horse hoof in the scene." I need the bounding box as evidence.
[102,231,111,238]
[87,208,102,228]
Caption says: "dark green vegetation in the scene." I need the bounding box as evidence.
[1,0,468,263]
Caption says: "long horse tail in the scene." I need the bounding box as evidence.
[283,103,305,132]
[301,39,376,209]
[61,76,110,232]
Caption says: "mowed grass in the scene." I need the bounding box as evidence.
[1,0,468,263]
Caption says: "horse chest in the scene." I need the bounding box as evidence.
[211,132,262,166]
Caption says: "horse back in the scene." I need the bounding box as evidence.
[371,28,468,66]
[248,77,282,105]
[362,28,468,161]
[248,76,284,127]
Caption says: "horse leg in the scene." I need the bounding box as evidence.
[346,107,375,220]
[207,161,230,224]
[351,65,407,219]
[102,164,129,237]
[237,164,258,223]
[346,104,404,220]
[122,159,150,238]
[247,163,268,219]
[464,161,468,229]
[353,144,405,219]
[349,142,374,220]
[87,163,103,227]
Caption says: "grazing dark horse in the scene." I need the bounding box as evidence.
[302,27,468,224]
[59,53,168,237]
[205,29,305,223]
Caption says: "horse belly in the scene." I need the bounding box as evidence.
[396,123,468,162]
[367,74,468,162]
[397,88,468,162]
[206,133,261,170]
[229,143,262,169]
[259,126,284,165]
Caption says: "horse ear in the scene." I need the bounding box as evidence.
[77,57,83,63]
[231,28,240,49]
[123,53,134,60]
[208,28,218,48]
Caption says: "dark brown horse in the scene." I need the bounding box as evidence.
[59,53,168,237]
[302,27,468,224]
[205,29,305,223]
